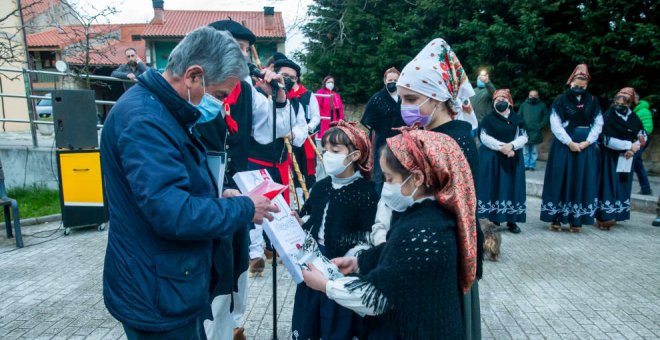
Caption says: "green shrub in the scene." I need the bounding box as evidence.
[3,185,60,219]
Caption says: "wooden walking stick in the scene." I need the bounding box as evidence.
[250,45,263,68]
[284,136,310,200]
[307,135,323,162]
[287,167,301,211]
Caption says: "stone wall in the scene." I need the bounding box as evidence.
[0,146,58,190]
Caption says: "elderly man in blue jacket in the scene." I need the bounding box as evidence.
[101,27,281,339]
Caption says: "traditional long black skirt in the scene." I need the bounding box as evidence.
[596,149,633,221]
[540,127,599,225]
[291,245,365,340]
[477,147,526,223]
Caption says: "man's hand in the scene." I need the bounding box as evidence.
[254,77,272,96]
[127,73,136,80]
[249,195,279,224]
[261,69,287,103]
[507,150,515,158]
[578,141,591,150]
[222,189,241,198]
[624,150,635,159]
[331,256,358,275]
[302,263,328,292]
[499,143,513,155]
[568,142,581,152]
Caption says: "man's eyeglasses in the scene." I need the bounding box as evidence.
[281,74,298,82]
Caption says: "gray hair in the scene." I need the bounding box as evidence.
[166,26,248,84]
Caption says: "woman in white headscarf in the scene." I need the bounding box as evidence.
[395,38,483,340]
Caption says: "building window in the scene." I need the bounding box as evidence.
[131,35,141,41]
[39,51,57,69]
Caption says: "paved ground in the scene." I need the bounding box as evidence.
[0,197,658,339]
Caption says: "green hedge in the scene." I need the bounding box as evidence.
[4,185,60,219]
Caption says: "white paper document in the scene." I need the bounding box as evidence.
[296,233,344,280]
[206,152,226,196]
[616,154,633,173]
[233,170,307,283]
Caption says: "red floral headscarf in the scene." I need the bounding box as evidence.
[566,64,591,85]
[386,128,477,293]
[493,89,514,107]
[330,120,373,180]
[616,87,638,106]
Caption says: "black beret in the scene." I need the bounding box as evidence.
[274,58,301,76]
[271,52,287,62]
[208,20,256,45]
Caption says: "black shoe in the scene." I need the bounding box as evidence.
[493,221,501,227]
[653,218,660,227]
[529,167,535,171]
[507,222,521,234]
[637,190,653,195]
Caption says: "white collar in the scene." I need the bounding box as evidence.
[330,171,362,189]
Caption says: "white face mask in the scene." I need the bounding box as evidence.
[322,151,355,176]
[381,175,418,212]
[326,82,335,91]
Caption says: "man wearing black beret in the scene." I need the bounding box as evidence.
[198,19,306,340]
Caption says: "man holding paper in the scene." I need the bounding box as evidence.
[100,27,278,339]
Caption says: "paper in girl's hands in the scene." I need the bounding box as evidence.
[296,233,344,280]
[233,170,307,283]
[247,179,287,201]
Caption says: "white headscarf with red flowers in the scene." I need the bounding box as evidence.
[397,38,475,115]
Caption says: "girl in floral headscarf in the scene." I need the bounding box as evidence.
[291,120,378,340]
[595,87,646,230]
[303,128,476,339]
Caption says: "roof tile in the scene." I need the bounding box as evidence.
[142,10,286,39]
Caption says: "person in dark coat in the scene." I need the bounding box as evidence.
[519,90,549,170]
[197,20,294,340]
[100,27,278,340]
[596,87,646,230]
[110,47,148,91]
[540,64,603,233]
[361,67,405,195]
[302,129,477,340]
[470,70,497,123]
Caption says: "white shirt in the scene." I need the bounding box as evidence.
[549,99,604,145]
[479,111,528,151]
[243,76,305,146]
[370,200,393,246]
[305,93,321,133]
[455,110,478,130]
[326,277,380,317]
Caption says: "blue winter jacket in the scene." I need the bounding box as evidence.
[101,69,255,332]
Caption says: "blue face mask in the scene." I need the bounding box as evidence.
[477,79,486,88]
[189,77,223,124]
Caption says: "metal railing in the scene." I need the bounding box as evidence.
[0,67,134,147]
